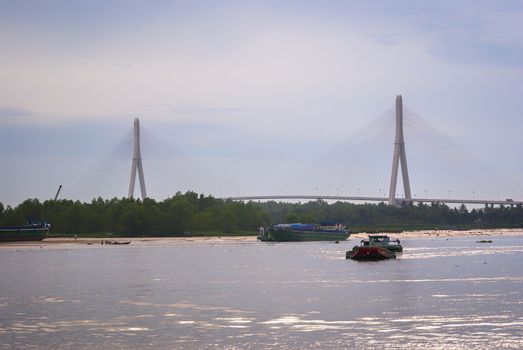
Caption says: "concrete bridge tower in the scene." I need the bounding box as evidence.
[128,118,147,199]
[388,95,412,205]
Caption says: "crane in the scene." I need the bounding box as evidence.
[54,185,62,201]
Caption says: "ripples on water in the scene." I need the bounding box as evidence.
[1,235,523,349]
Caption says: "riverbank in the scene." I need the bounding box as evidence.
[351,228,523,239]
[1,228,522,248]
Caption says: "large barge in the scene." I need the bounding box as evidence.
[258,223,350,242]
[0,223,50,242]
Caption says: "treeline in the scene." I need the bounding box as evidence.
[0,192,522,236]
[0,192,270,236]
[258,200,523,232]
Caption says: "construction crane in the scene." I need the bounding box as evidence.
[54,185,62,201]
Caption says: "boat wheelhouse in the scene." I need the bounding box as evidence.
[360,235,403,252]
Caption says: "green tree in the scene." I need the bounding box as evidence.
[285,212,298,223]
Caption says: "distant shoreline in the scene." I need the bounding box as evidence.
[1,228,522,248]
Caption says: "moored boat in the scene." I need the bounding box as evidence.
[0,223,50,242]
[103,240,131,245]
[258,223,350,242]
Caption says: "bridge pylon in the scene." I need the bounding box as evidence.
[128,118,147,200]
[388,95,412,205]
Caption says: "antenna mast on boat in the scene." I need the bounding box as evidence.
[128,118,147,200]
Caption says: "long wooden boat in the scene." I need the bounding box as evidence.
[103,240,131,245]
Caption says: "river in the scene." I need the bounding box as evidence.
[1,233,523,349]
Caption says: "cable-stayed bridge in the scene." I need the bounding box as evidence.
[221,96,522,207]
[77,96,523,208]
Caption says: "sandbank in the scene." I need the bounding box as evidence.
[1,228,522,249]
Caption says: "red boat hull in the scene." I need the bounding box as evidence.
[346,246,396,260]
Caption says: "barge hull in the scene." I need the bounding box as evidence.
[269,230,350,242]
[0,227,49,242]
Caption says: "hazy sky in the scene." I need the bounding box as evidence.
[1,0,522,205]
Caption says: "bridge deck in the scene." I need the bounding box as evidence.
[223,195,523,206]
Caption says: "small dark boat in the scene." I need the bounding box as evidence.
[476,240,492,243]
[103,240,131,245]
[346,246,396,260]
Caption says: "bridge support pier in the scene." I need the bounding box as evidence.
[388,95,412,205]
[128,118,147,200]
